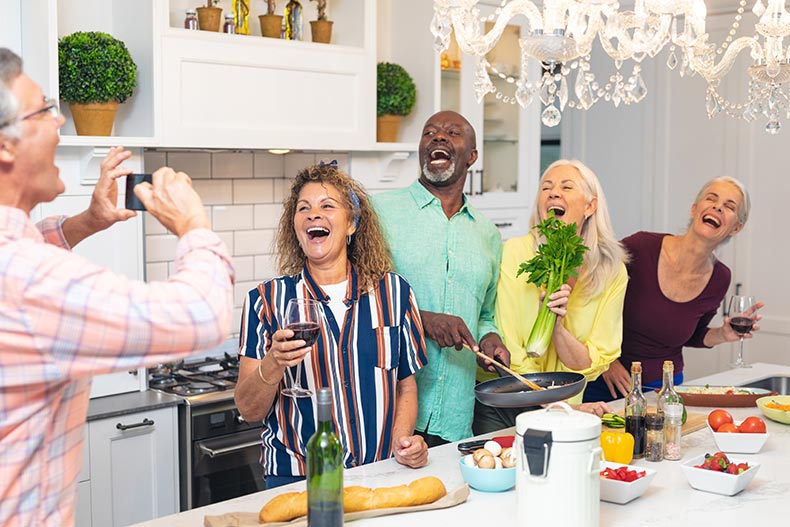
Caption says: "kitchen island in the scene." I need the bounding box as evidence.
[132,363,790,526]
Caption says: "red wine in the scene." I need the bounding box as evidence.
[287,322,320,346]
[730,316,754,335]
[626,415,646,459]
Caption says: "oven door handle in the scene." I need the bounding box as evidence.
[198,439,262,458]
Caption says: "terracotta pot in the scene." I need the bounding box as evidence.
[69,101,118,136]
[310,20,333,44]
[197,6,222,32]
[376,114,402,142]
[259,14,283,38]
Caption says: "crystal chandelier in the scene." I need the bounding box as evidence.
[431,0,790,133]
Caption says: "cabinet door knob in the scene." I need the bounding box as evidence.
[116,418,155,431]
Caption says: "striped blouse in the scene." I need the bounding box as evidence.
[239,264,427,477]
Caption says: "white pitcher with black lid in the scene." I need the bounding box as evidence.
[514,402,602,526]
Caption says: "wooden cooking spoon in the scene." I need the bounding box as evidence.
[463,343,545,391]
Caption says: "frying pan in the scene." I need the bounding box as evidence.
[474,371,586,408]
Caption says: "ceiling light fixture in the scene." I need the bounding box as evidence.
[431,0,790,133]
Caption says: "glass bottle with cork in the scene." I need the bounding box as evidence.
[624,361,647,459]
[656,360,683,460]
[306,387,343,527]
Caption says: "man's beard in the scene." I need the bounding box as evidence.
[421,160,456,183]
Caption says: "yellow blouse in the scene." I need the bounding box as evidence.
[485,233,628,404]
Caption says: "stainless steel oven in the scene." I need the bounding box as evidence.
[149,355,265,510]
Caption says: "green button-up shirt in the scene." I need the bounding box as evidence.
[372,180,502,441]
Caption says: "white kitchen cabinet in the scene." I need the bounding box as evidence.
[4,0,386,151]
[87,406,179,527]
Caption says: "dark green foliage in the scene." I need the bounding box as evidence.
[517,211,588,291]
[376,62,416,117]
[58,32,137,104]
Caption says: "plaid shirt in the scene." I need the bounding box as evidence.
[0,206,235,527]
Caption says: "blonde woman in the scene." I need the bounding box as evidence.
[474,159,628,434]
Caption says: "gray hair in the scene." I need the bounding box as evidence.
[529,159,628,299]
[0,48,23,139]
[692,176,751,226]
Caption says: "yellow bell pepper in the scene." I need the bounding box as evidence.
[600,431,634,465]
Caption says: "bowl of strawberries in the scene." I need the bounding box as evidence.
[681,451,760,496]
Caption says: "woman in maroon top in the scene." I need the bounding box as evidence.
[584,176,764,402]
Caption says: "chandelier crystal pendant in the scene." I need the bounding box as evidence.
[432,0,789,133]
[431,0,708,126]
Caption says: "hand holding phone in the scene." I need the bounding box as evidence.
[125,174,153,211]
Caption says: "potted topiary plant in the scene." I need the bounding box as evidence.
[58,31,137,136]
[197,0,223,32]
[376,62,416,142]
[259,0,283,38]
[309,0,332,44]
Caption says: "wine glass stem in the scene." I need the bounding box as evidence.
[293,361,302,390]
[738,337,745,366]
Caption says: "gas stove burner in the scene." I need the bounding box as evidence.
[220,352,239,370]
[149,377,180,389]
[169,382,217,396]
[214,370,238,380]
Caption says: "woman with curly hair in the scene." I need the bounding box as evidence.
[235,163,430,489]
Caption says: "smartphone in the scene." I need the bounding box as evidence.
[125,173,153,211]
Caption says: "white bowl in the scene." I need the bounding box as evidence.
[599,462,657,504]
[708,421,769,453]
[681,454,761,496]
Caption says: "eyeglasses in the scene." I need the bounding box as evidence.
[0,97,60,129]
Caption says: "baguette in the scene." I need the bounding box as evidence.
[259,476,447,523]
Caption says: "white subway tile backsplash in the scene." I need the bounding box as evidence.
[273,179,288,204]
[144,212,168,235]
[146,262,169,281]
[212,205,254,232]
[232,256,255,282]
[167,152,212,179]
[146,234,179,262]
[143,151,166,172]
[254,255,278,281]
[213,152,254,179]
[234,229,275,256]
[233,179,274,204]
[284,153,316,178]
[216,232,234,254]
[254,152,285,178]
[231,307,243,337]
[234,280,261,308]
[254,204,284,230]
[192,180,233,205]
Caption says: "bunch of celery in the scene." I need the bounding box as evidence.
[517,212,588,357]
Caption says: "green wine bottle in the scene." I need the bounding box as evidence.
[307,387,343,527]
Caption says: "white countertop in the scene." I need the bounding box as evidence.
[132,362,790,527]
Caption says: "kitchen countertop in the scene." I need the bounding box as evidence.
[86,389,182,422]
[130,362,790,526]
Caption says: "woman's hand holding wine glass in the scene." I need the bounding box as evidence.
[727,295,763,368]
[279,298,322,397]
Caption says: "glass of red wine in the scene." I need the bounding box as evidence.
[282,298,322,397]
[728,295,755,368]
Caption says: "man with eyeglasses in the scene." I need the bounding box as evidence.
[0,48,235,527]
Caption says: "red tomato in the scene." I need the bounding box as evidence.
[708,409,734,431]
[738,416,767,433]
[717,423,740,433]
